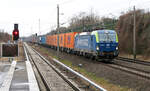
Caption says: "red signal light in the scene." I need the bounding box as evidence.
[14,31,18,35]
[13,30,19,40]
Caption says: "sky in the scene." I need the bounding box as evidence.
[0,0,150,37]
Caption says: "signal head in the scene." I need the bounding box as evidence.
[13,30,19,41]
[12,24,19,41]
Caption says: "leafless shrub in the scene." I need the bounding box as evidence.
[116,9,150,56]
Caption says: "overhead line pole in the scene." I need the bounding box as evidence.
[38,19,40,43]
[133,6,136,60]
[39,19,41,35]
[57,4,60,58]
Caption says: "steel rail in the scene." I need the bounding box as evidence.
[99,61,150,80]
[24,44,50,91]
[111,63,150,79]
[116,57,150,66]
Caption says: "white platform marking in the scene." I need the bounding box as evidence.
[26,60,39,91]
[0,61,17,91]
[24,43,39,91]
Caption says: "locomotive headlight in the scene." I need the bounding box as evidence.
[116,47,118,50]
[96,46,99,50]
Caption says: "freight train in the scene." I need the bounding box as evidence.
[32,29,119,60]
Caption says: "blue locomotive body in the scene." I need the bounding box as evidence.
[39,36,46,44]
[75,34,97,53]
[75,30,119,59]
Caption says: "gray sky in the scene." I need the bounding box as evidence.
[0,0,150,37]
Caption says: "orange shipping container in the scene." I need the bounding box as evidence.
[65,32,78,49]
[50,35,54,46]
[50,35,53,46]
[51,35,56,46]
[46,35,55,46]
[59,33,65,48]
[54,35,57,46]
[46,35,49,45]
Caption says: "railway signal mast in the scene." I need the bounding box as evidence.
[12,24,19,41]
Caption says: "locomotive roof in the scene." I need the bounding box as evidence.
[78,32,91,35]
[97,30,116,34]
[91,30,116,36]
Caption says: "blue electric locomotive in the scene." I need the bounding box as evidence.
[75,30,119,60]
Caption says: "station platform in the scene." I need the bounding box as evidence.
[0,60,39,91]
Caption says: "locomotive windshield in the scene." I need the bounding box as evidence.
[98,33,116,42]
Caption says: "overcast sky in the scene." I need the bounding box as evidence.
[0,0,150,37]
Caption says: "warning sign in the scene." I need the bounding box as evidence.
[2,44,18,57]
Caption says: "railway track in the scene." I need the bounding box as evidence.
[89,57,150,80]
[106,63,150,80]
[116,57,150,66]
[24,43,80,91]
[102,57,150,80]
[24,43,106,91]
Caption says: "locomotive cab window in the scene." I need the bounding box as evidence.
[98,33,116,42]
